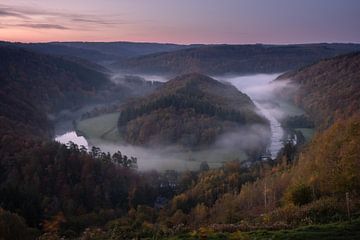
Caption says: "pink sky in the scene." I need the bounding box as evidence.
[1,0,360,44]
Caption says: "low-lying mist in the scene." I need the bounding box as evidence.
[216,74,299,158]
[56,73,300,171]
[88,122,270,171]
[110,72,169,84]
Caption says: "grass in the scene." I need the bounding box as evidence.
[295,128,315,142]
[167,218,360,240]
[74,111,248,171]
[248,219,360,240]
[276,100,305,117]
[75,112,121,142]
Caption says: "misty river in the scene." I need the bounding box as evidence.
[55,131,89,149]
[219,73,284,158]
[55,74,286,169]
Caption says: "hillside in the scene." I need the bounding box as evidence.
[117,73,268,148]
[276,52,360,128]
[0,46,111,137]
[112,43,360,75]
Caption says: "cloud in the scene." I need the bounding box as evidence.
[15,23,69,30]
[71,18,119,25]
[0,3,128,31]
[0,9,29,19]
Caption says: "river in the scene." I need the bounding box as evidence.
[55,131,89,149]
[218,74,284,158]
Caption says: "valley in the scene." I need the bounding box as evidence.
[0,40,359,240]
[55,73,311,170]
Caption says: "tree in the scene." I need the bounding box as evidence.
[112,151,123,165]
[0,208,37,240]
[199,161,210,172]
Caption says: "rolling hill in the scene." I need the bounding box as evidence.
[117,73,268,148]
[276,52,360,128]
[112,43,360,75]
[0,46,112,137]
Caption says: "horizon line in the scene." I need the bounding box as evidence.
[2,39,360,46]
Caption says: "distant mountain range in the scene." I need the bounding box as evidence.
[277,51,360,128]
[117,73,268,148]
[111,43,360,75]
[2,41,360,76]
[0,41,198,66]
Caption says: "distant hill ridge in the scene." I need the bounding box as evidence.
[112,43,360,75]
[2,41,360,74]
[0,41,197,66]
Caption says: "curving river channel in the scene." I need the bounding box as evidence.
[219,73,284,158]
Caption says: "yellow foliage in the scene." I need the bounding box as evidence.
[292,116,360,195]
[42,212,65,233]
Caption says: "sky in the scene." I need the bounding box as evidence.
[0,0,359,44]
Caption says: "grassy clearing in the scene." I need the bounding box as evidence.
[167,218,360,240]
[75,112,120,142]
[295,127,315,141]
[276,100,304,117]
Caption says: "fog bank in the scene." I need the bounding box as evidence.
[216,74,287,157]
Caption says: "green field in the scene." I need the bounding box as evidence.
[275,99,315,142]
[74,111,248,171]
[295,128,315,141]
[276,99,305,117]
[75,112,121,142]
[168,219,360,240]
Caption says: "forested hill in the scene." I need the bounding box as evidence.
[111,43,360,75]
[117,73,268,147]
[0,41,197,66]
[56,41,199,59]
[0,46,111,137]
[276,52,360,128]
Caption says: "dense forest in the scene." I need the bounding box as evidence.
[0,46,112,137]
[112,43,360,75]
[277,52,360,128]
[0,135,151,239]
[2,116,359,239]
[117,73,268,147]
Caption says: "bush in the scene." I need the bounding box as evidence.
[287,184,313,206]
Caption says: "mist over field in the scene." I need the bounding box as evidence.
[85,122,272,171]
[54,73,301,171]
[110,72,168,84]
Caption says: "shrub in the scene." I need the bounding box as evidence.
[287,184,313,206]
